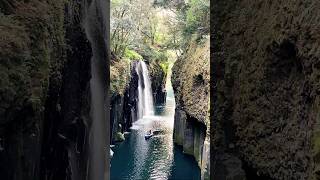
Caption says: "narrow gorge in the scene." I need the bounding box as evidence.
[0,0,211,179]
[4,0,320,180]
[110,0,210,179]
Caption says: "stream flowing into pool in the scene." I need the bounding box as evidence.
[110,63,200,180]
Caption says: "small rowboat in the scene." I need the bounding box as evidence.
[145,133,153,140]
[110,149,114,158]
[152,129,163,135]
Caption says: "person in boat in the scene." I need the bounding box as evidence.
[145,130,153,140]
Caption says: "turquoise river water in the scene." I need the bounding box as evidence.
[110,80,200,180]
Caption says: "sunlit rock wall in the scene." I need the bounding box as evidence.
[172,37,210,179]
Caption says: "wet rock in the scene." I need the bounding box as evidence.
[173,109,186,146]
[201,139,210,180]
[110,95,125,142]
[183,118,195,155]
[194,123,206,166]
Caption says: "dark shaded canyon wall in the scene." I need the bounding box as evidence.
[40,1,92,179]
[0,0,108,179]
[149,60,167,105]
[110,60,138,143]
[172,38,210,179]
[212,0,320,179]
[0,1,68,179]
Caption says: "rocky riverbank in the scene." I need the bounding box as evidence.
[171,37,210,179]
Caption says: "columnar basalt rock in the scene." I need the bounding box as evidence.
[149,60,167,105]
[171,38,210,179]
[110,60,138,143]
[173,109,186,146]
[183,118,195,155]
[110,95,125,142]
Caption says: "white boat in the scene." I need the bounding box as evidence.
[110,149,114,158]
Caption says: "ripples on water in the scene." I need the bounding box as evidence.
[110,100,200,180]
[111,68,200,180]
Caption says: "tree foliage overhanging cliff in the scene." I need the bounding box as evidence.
[110,0,172,97]
[111,0,209,61]
[110,0,210,99]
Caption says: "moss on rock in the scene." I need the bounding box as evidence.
[0,0,66,126]
[0,0,67,179]
[110,57,131,99]
[172,36,210,126]
[213,1,320,179]
[171,36,210,179]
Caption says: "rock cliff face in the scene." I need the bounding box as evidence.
[0,1,67,179]
[212,1,320,179]
[149,60,167,105]
[0,0,108,179]
[171,38,210,179]
[110,60,137,143]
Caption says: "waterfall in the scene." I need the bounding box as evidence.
[84,0,109,180]
[135,61,155,119]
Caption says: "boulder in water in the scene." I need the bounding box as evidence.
[114,132,125,142]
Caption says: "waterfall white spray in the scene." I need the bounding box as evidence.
[84,0,109,180]
[135,61,154,119]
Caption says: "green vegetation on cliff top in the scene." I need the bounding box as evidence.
[110,0,175,97]
[110,0,210,126]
